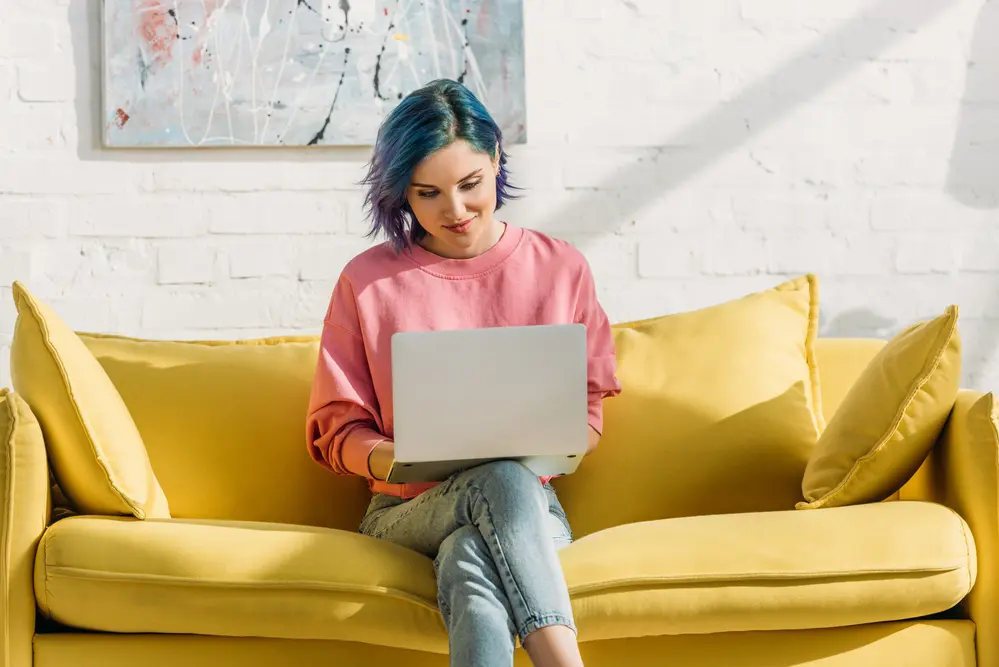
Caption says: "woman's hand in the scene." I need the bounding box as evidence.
[587,426,601,454]
[367,439,396,481]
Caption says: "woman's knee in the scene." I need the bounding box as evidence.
[435,526,493,591]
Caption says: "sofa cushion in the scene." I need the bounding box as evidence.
[555,275,823,538]
[78,332,370,532]
[35,501,974,647]
[36,516,449,654]
[800,307,962,510]
[561,500,975,641]
[9,283,169,519]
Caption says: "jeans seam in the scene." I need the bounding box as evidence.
[466,479,534,618]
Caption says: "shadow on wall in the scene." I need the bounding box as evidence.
[67,0,371,164]
[820,310,898,339]
[947,0,999,211]
[534,0,953,241]
[946,0,999,385]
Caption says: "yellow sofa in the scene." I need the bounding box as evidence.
[2,278,996,667]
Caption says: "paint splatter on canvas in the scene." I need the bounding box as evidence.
[102,0,525,147]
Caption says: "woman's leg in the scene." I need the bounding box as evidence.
[435,525,518,666]
[359,461,578,665]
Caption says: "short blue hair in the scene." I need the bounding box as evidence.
[360,79,519,250]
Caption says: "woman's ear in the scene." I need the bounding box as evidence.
[493,146,500,176]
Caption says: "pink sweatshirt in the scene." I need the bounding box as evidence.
[306,223,622,499]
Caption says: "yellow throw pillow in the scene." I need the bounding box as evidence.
[798,306,961,510]
[9,283,169,519]
[554,275,824,538]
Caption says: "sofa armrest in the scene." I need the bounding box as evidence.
[0,389,51,667]
[901,389,998,667]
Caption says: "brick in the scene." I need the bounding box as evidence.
[0,103,71,152]
[702,232,768,275]
[298,236,376,281]
[223,237,298,279]
[0,62,12,102]
[341,191,373,235]
[631,190,735,233]
[566,0,630,20]
[946,105,999,144]
[617,0,673,19]
[69,196,207,237]
[962,235,999,272]
[150,160,368,192]
[141,288,285,330]
[0,198,69,237]
[668,0,741,28]
[503,148,563,190]
[0,160,147,194]
[827,233,896,277]
[570,236,638,280]
[279,281,339,329]
[576,19,657,61]
[0,22,58,58]
[732,189,862,231]
[502,190,623,235]
[207,193,347,234]
[0,288,15,334]
[853,154,946,188]
[741,149,853,188]
[562,150,661,190]
[595,277,686,324]
[157,242,219,285]
[0,246,32,287]
[17,61,74,102]
[31,239,157,291]
[765,232,847,275]
[870,190,991,231]
[637,235,700,278]
[895,235,960,274]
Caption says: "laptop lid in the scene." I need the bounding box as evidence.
[391,324,589,465]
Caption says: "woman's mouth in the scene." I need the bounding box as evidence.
[444,217,475,234]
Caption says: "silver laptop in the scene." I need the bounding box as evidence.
[386,324,589,484]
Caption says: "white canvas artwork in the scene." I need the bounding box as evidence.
[102,0,526,147]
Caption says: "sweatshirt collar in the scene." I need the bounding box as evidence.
[405,222,524,278]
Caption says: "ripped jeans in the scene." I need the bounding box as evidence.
[358,460,575,667]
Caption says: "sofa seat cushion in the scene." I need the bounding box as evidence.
[35,502,975,648]
[562,501,976,641]
[36,517,449,653]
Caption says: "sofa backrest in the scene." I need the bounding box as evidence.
[80,333,372,533]
[77,332,886,534]
[813,338,886,424]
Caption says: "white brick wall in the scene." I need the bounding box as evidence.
[1,0,998,394]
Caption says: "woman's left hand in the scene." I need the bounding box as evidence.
[586,426,600,455]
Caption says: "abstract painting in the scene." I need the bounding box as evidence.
[102,0,525,147]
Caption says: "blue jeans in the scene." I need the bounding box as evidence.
[358,460,575,667]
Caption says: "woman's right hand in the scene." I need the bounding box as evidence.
[368,439,396,481]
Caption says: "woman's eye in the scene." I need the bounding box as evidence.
[461,180,482,191]
[417,190,438,199]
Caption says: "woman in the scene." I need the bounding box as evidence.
[306,79,621,667]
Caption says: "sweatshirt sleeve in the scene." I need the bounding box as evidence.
[575,259,623,435]
[306,274,385,477]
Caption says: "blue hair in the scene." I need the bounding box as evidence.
[360,79,520,250]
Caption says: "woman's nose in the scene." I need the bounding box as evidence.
[443,194,466,220]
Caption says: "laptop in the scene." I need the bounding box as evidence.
[386,324,590,484]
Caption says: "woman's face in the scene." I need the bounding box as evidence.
[407,139,503,259]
